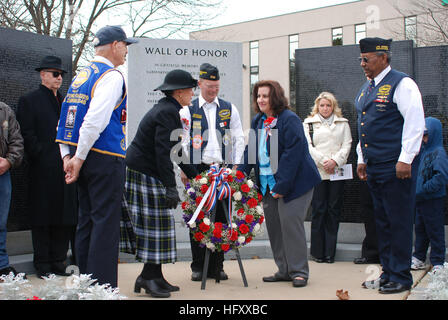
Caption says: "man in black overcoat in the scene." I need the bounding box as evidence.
[17,56,77,278]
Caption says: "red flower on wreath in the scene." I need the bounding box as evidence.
[199,222,210,232]
[181,202,188,210]
[241,184,250,193]
[227,175,234,182]
[257,193,263,202]
[236,170,245,180]
[198,210,205,220]
[247,198,258,208]
[259,216,264,224]
[239,224,250,234]
[200,184,209,194]
[195,175,202,181]
[237,208,245,216]
[229,230,238,241]
[246,236,253,244]
[213,228,222,238]
[195,196,203,206]
[214,222,223,230]
[221,244,230,252]
[194,232,204,241]
[245,214,254,224]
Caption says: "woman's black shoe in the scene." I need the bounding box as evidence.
[134,276,170,298]
[158,277,180,292]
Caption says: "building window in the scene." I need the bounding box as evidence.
[405,16,417,44]
[355,23,366,44]
[250,41,259,117]
[289,34,299,109]
[332,27,343,46]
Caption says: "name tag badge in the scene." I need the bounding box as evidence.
[192,121,202,129]
[65,105,77,128]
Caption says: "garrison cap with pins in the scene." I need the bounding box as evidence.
[359,37,392,53]
[92,25,138,47]
[199,63,220,80]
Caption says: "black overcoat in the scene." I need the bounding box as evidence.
[17,85,77,226]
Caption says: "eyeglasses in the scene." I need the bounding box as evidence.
[44,70,64,78]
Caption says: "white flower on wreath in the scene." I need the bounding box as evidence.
[232,223,238,229]
[253,224,261,234]
[200,177,208,185]
[206,242,215,250]
[247,180,254,188]
[233,191,242,201]
[189,222,196,228]
[238,236,246,244]
[187,187,195,194]
[203,217,211,225]
[256,205,263,214]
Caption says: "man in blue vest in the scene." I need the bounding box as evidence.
[179,63,245,281]
[56,25,138,287]
[355,38,425,294]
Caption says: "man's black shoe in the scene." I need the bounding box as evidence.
[362,277,388,288]
[191,271,203,281]
[378,281,411,294]
[354,257,381,264]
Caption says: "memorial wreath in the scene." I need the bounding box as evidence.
[181,165,264,253]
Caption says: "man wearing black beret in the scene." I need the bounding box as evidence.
[179,63,245,282]
[355,38,425,294]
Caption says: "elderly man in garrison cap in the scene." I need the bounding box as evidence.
[56,26,138,287]
[179,63,245,282]
[17,56,77,279]
[355,38,425,294]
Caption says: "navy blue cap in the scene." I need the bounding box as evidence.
[359,37,392,53]
[199,63,220,80]
[93,25,138,47]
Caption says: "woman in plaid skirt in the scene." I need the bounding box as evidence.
[125,69,199,298]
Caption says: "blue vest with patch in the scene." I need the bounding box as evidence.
[188,98,232,164]
[355,69,407,164]
[56,61,127,158]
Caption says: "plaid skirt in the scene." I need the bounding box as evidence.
[124,167,177,264]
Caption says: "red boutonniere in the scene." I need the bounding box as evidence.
[181,117,190,130]
[263,116,277,128]
[263,116,277,140]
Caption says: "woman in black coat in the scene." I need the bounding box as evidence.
[125,69,198,298]
[16,56,77,278]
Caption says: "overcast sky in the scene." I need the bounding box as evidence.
[206,0,359,29]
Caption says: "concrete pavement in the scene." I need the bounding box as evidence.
[23,258,428,300]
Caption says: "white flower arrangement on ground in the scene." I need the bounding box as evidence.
[0,272,126,300]
[423,262,448,300]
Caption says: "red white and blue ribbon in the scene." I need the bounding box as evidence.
[188,164,233,228]
[264,117,277,141]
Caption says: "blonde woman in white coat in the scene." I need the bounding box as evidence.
[304,92,352,263]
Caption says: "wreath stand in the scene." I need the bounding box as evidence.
[200,197,248,290]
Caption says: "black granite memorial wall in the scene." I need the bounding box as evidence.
[295,40,448,223]
[0,27,72,231]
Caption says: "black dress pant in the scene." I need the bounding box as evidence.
[75,152,125,288]
[189,163,226,274]
[32,225,74,273]
[310,179,345,260]
[359,181,379,261]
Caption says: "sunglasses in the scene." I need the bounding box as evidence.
[44,70,64,78]
[358,57,370,63]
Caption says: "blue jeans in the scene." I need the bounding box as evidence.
[0,171,11,270]
[413,198,446,266]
